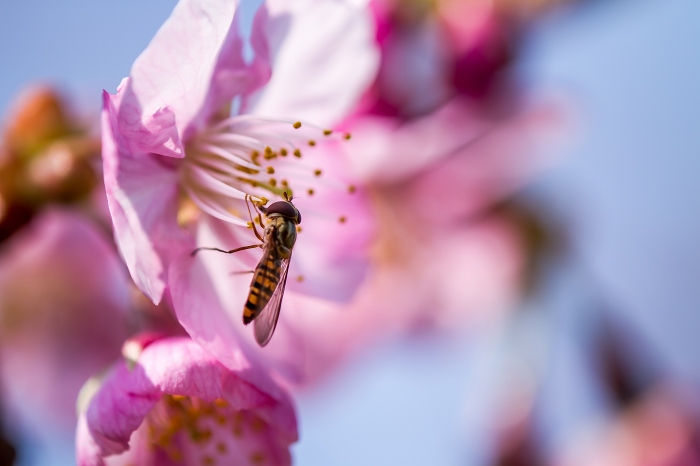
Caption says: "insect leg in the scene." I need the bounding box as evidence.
[191,244,262,257]
[245,194,264,242]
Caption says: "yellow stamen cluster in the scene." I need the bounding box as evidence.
[180,115,356,227]
[147,395,271,465]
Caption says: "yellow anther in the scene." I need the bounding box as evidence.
[280,148,288,156]
[339,216,346,223]
[313,169,322,177]
[269,178,277,187]
[307,188,314,196]
[296,226,302,233]
[246,221,254,229]
[308,140,316,147]
[293,121,302,129]
[264,146,273,155]
[281,180,289,187]
[293,149,302,158]
[344,132,352,140]
[323,129,332,136]
[348,184,356,193]
[266,166,275,174]
[296,275,304,282]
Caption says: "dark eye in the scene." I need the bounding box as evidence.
[296,210,302,224]
[266,201,298,220]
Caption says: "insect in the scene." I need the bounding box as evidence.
[192,192,301,346]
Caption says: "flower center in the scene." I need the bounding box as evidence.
[147,395,277,465]
[179,115,349,227]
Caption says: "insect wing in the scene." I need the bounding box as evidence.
[254,253,291,347]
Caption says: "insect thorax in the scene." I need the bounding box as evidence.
[268,216,297,257]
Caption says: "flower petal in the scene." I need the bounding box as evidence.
[247,0,380,125]
[126,0,263,139]
[0,208,129,434]
[168,249,296,409]
[102,91,192,304]
[77,337,297,464]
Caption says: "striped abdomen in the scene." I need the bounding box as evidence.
[243,251,281,324]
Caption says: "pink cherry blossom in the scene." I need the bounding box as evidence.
[76,336,297,466]
[102,0,379,363]
[0,208,129,433]
[365,0,571,117]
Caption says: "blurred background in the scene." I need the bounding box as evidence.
[0,0,699,464]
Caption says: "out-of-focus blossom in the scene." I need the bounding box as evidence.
[102,0,379,367]
[0,208,129,433]
[77,336,297,466]
[336,0,567,337]
[0,86,100,242]
[365,0,575,117]
[554,387,700,466]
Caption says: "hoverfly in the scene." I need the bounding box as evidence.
[192,192,301,347]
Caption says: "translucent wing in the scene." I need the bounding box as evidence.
[253,253,291,347]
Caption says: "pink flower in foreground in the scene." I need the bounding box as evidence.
[102,0,378,363]
[0,208,129,433]
[77,336,297,466]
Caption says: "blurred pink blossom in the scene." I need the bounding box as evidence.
[365,0,571,117]
[102,0,379,365]
[0,208,129,433]
[76,336,297,466]
[554,387,700,466]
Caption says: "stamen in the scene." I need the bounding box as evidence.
[190,142,260,172]
[185,165,248,199]
[344,133,352,140]
[348,185,356,193]
[339,216,347,223]
[184,188,247,226]
[181,114,348,228]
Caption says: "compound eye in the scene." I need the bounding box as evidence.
[266,201,297,219]
[296,210,302,224]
